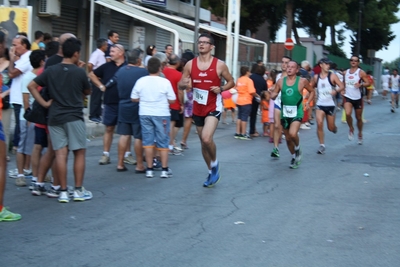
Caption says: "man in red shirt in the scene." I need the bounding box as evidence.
[163,54,184,154]
[178,33,235,187]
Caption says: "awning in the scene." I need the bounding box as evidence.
[123,1,267,61]
[95,0,195,54]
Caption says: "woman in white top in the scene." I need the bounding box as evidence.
[313,58,343,154]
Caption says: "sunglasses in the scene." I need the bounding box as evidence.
[349,59,359,62]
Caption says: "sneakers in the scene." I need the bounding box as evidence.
[268,137,273,143]
[391,107,395,113]
[8,168,18,178]
[23,169,32,176]
[289,158,296,169]
[239,134,252,140]
[46,186,74,198]
[300,123,311,130]
[358,137,363,145]
[234,133,242,139]
[58,191,70,203]
[295,147,302,166]
[123,155,137,165]
[0,207,22,222]
[29,180,35,190]
[203,174,211,187]
[99,154,110,165]
[317,145,325,155]
[89,117,101,124]
[153,158,162,169]
[348,130,354,141]
[15,176,27,187]
[271,147,280,158]
[146,169,154,178]
[169,147,183,155]
[73,187,93,201]
[160,168,172,178]
[207,162,221,187]
[32,184,47,196]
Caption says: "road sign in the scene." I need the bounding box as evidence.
[284,38,294,50]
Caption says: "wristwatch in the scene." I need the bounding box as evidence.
[99,85,105,90]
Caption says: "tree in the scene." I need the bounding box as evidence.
[346,0,400,61]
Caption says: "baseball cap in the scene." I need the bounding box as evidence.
[319,58,332,64]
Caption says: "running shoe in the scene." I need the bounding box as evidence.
[160,168,172,178]
[348,130,354,141]
[239,134,252,140]
[295,146,302,166]
[203,174,212,187]
[15,176,27,187]
[207,162,221,187]
[124,155,137,165]
[358,137,363,145]
[234,133,242,139]
[31,184,47,196]
[391,107,395,113]
[271,147,280,158]
[29,181,35,190]
[73,187,93,201]
[153,158,162,169]
[99,154,110,165]
[58,191,70,203]
[46,186,74,198]
[289,158,296,169]
[317,145,325,155]
[146,170,154,178]
[0,207,21,222]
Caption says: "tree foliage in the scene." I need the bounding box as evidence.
[201,0,399,60]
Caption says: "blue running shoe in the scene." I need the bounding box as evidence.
[203,174,211,187]
[208,163,221,187]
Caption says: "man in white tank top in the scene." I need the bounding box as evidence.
[343,55,370,145]
[389,69,399,112]
[312,58,344,154]
[270,56,290,159]
[381,68,390,99]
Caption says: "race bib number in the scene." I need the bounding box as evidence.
[193,88,209,105]
[282,105,297,118]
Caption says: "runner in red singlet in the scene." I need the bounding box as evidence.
[178,33,234,187]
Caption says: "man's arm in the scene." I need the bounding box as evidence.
[359,70,370,88]
[302,78,315,110]
[8,48,22,79]
[269,79,282,100]
[219,62,235,91]
[87,63,94,73]
[27,80,52,108]
[331,73,344,93]
[88,67,105,92]
[178,61,192,90]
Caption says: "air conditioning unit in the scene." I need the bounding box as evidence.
[38,0,61,17]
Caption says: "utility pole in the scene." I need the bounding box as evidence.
[356,0,364,57]
[194,0,200,54]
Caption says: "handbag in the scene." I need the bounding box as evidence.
[23,87,50,125]
[1,85,10,110]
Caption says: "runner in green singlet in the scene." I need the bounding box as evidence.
[269,61,314,169]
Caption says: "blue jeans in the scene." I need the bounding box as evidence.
[140,115,170,148]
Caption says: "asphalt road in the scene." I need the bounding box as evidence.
[2,96,400,267]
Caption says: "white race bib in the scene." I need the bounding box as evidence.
[282,105,297,118]
[193,88,209,105]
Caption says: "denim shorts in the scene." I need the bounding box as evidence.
[237,104,252,121]
[0,121,5,142]
[140,115,170,149]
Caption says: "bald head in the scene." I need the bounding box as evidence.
[59,33,76,45]
[58,33,76,56]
